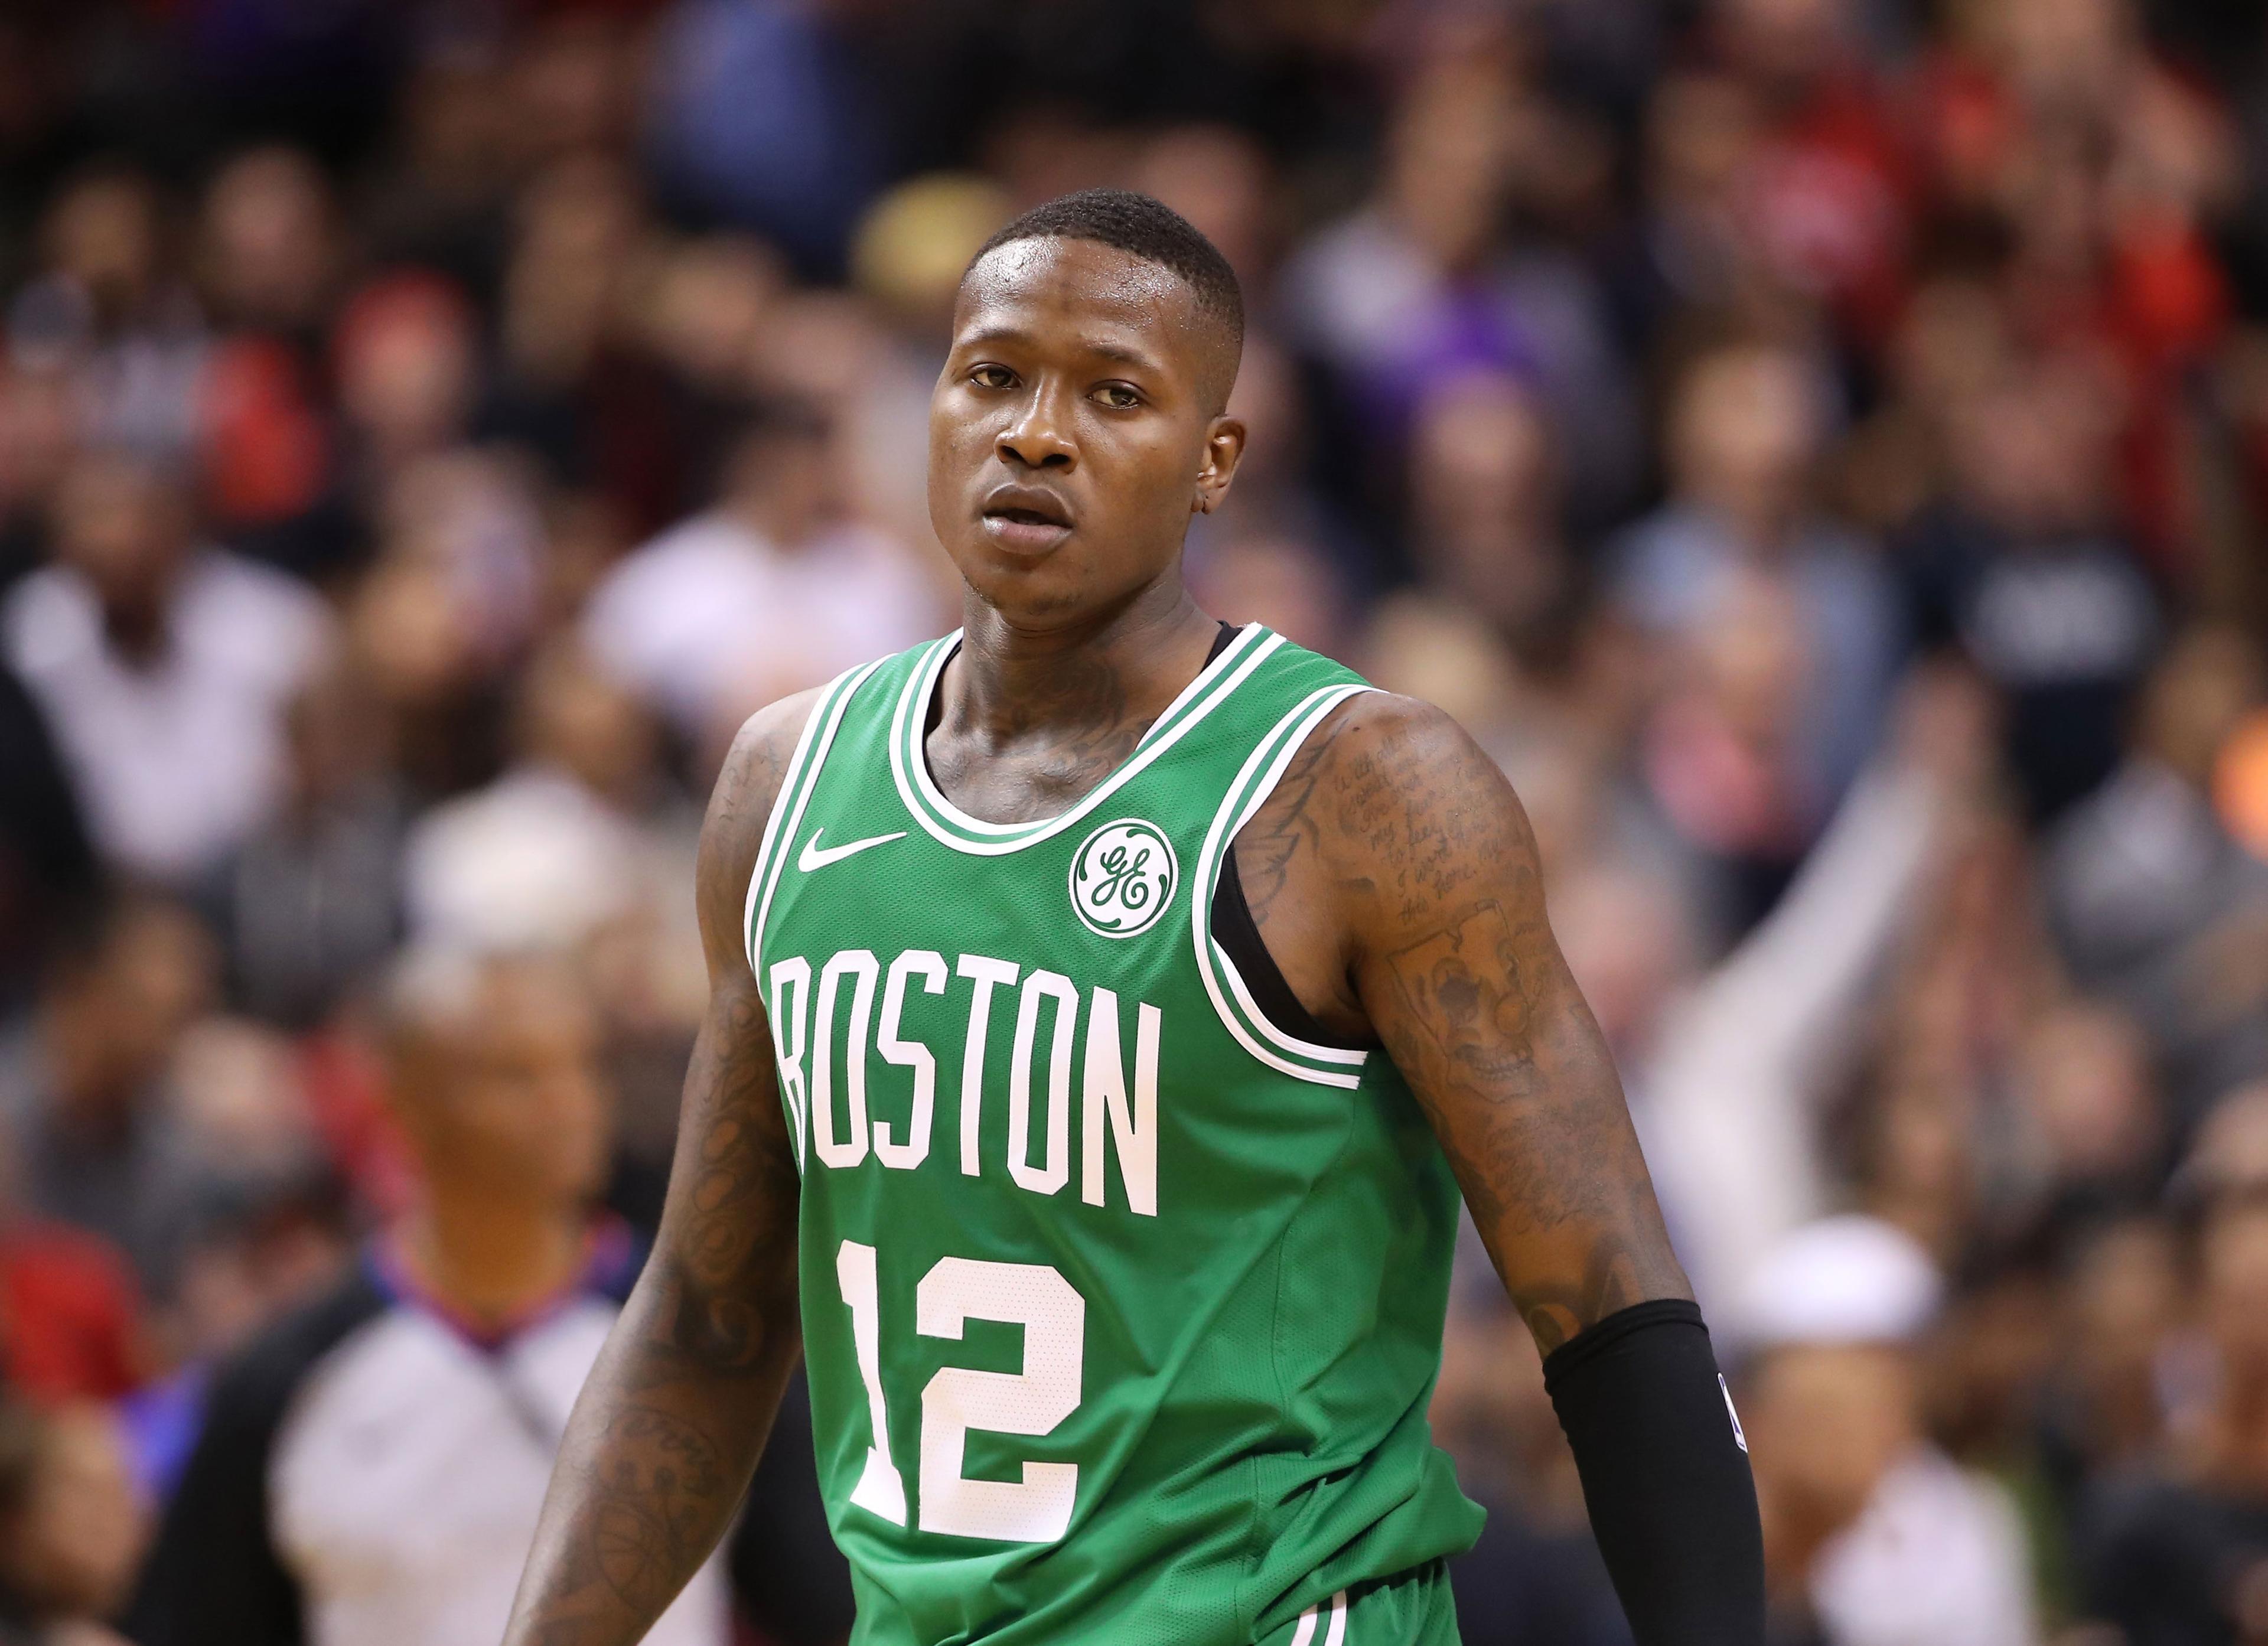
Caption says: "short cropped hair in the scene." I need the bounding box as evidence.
[970,188,1244,351]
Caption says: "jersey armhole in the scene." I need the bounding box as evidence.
[1211,845,1374,1052]
[1198,622,1371,1056]
[1191,682,1379,1088]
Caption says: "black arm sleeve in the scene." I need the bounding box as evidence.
[1542,1298,1766,1646]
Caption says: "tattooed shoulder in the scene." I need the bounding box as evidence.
[694,688,824,957]
[1298,695,1691,1354]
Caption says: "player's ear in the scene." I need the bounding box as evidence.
[1192,416,1246,516]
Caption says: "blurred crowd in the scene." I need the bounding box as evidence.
[2,0,2268,1643]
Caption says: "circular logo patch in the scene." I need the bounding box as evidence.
[1069,819,1178,939]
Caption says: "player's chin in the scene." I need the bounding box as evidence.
[956,543,1102,621]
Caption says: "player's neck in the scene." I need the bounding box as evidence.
[397,1189,588,1329]
[950,577,1219,750]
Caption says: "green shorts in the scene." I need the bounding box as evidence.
[1255,1561,1461,1646]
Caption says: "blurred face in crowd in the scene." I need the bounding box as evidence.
[1129,125,1273,284]
[723,415,834,549]
[335,275,476,462]
[2139,625,2265,783]
[1384,63,1515,273]
[930,236,1243,627]
[53,450,195,654]
[389,957,610,1212]
[2017,1002,2159,1187]
[2201,1201,2268,1385]
[200,146,335,330]
[40,167,161,322]
[1721,0,1847,93]
[516,641,657,807]
[1744,1342,1921,1534]
[0,1404,147,1621]
[44,898,216,1127]
[2062,1217,2178,1463]
[1951,361,2117,537]
[1669,347,1819,543]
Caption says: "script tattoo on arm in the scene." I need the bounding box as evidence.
[502,691,819,1646]
[1273,696,1690,1355]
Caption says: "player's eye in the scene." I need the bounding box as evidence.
[968,364,1016,390]
[1092,383,1142,410]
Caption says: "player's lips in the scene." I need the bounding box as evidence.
[979,484,1075,555]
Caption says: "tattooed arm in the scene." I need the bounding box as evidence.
[1239,694,1763,1644]
[1237,693,1689,1349]
[502,690,820,1646]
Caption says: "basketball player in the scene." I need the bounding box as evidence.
[503,191,1763,1646]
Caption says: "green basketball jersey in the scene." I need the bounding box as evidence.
[747,625,1484,1646]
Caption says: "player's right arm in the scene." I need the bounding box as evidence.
[501,690,820,1646]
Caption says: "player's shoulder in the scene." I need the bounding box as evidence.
[711,636,949,820]
[1283,687,1537,878]
[1304,688,1497,793]
[696,638,949,927]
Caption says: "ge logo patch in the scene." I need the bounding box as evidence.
[1069,819,1178,939]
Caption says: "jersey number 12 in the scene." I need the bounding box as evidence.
[835,1240,1086,1543]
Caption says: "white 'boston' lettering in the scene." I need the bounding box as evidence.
[812,950,881,1169]
[954,954,1019,1177]
[874,950,946,1169]
[1081,986,1160,1217]
[1007,970,1078,1197]
[768,957,813,1171]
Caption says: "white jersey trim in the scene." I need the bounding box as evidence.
[1288,1590,1350,1646]
[888,624,1285,855]
[746,656,892,975]
[1191,683,1379,1088]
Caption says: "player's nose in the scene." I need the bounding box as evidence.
[996,380,1078,471]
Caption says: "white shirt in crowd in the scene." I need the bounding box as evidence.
[584,509,936,743]
[2,550,332,883]
[1810,1448,2038,1646]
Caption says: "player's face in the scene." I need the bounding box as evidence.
[929,237,1243,624]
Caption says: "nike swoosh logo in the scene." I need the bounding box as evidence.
[798,829,907,872]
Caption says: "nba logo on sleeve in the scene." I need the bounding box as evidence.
[1070,820,1178,939]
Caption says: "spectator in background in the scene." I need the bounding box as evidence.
[1614,343,1903,833]
[403,638,681,956]
[1635,666,1986,1309]
[2044,625,2268,1130]
[2087,1162,2268,1645]
[8,162,206,467]
[0,1400,147,1646]
[203,663,407,1031]
[584,397,936,764]
[1403,369,1574,665]
[0,1142,144,1405]
[1282,41,1641,557]
[0,657,96,1011]
[1,449,334,886]
[1735,1217,2036,1646]
[129,947,730,1646]
[1901,354,2161,822]
[0,895,215,1301]
[642,0,887,276]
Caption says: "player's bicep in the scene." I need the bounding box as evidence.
[1329,699,1688,1352]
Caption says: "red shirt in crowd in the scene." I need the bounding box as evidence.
[0,1219,144,1402]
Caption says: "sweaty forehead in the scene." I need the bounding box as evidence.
[954,237,1231,400]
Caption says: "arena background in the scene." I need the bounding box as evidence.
[2,1,2268,1642]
